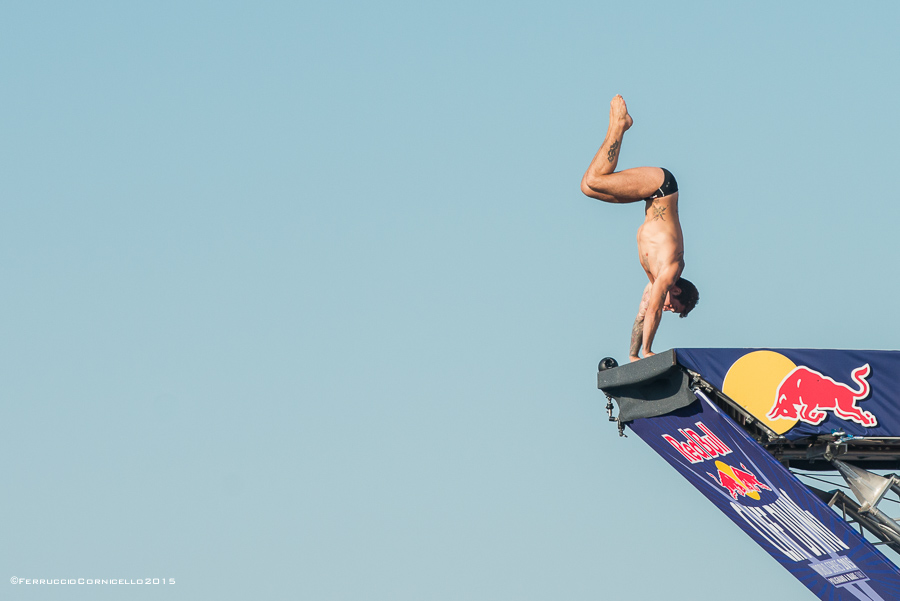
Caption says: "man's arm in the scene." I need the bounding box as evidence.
[641,266,680,357]
[630,284,651,362]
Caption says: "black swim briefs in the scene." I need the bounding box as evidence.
[642,168,678,201]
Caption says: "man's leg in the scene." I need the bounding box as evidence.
[581,95,667,203]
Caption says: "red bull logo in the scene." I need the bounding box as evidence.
[708,460,772,501]
[722,351,879,434]
[766,363,875,427]
[661,422,732,464]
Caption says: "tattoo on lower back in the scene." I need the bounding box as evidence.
[607,140,619,163]
[652,204,667,221]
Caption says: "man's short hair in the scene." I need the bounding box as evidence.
[673,277,699,318]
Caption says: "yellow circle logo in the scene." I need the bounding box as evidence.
[722,351,798,435]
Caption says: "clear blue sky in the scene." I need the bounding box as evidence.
[3,2,900,600]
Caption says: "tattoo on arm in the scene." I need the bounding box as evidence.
[630,315,644,357]
[607,140,619,163]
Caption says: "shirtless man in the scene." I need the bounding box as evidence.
[581,95,699,362]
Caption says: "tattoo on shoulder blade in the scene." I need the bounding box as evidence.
[652,204,666,221]
[607,140,619,163]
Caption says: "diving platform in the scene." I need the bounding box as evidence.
[599,349,900,601]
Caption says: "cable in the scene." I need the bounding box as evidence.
[794,472,851,491]
[793,471,900,506]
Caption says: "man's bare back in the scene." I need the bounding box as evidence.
[580,95,698,361]
[637,194,684,285]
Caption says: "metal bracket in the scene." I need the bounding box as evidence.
[824,443,849,462]
[605,394,616,422]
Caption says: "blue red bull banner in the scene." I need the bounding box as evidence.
[673,349,900,440]
[629,389,900,600]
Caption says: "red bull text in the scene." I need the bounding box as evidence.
[661,422,732,464]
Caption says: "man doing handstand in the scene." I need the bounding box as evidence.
[581,95,699,362]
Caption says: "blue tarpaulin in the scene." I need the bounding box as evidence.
[629,389,900,600]
[674,349,900,440]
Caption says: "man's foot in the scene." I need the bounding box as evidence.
[610,95,633,132]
